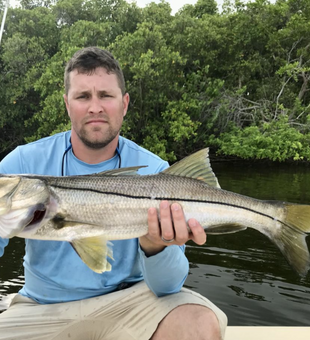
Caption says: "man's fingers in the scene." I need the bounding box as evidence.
[147,202,206,247]
[171,203,189,244]
[147,207,160,239]
[188,219,207,245]
[159,201,175,241]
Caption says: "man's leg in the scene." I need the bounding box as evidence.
[151,304,221,340]
[0,294,73,340]
[85,282,227,340]
[0,282,227,340]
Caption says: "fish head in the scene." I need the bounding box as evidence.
[0,176,20,214]
[0,175,51,239]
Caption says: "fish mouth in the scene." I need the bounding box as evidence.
[20,204,47,236]
[26,208,46,228]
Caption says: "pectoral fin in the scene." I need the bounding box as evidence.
[71,236,114,273]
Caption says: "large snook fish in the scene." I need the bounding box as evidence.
[0,149,310,275]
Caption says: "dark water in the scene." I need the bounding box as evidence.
[185,161,310,326]
[1,161,310,326]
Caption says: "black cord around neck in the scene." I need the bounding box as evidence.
[61,142,122,176]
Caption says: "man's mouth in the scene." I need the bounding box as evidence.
[86,118,108,125]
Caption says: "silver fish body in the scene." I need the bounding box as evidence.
[37,174,284,241]
[0,149,309,275]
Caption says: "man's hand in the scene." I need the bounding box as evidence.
[139,201,206,256]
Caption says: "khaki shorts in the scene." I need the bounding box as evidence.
[0,282,227,340]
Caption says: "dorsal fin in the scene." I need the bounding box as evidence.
[96,166,147,176]
[162,148,220,188]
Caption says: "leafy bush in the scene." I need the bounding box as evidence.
[212,116,310,161]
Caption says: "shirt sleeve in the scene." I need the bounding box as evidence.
[0,147,23,174]
[138,245,189,297]
[0,238,9,257]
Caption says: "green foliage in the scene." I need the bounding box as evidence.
[180,0,218,17]
[212,116,310,161]
[1,0,310,163]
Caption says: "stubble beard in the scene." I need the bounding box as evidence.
[78,125,121,150]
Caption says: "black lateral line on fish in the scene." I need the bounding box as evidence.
[52,184,283,226]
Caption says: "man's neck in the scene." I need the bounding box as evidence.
[70,134,119,165]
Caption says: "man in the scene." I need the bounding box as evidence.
[0,47,227,339]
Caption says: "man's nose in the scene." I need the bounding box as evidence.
[88,97,103,113]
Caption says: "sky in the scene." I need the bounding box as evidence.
[8,0,224,13]
[129,0,224,14]
[130,0,198,14]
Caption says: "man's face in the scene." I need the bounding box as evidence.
[64,67,129,150]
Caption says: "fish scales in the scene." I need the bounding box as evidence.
[0,148,310,275]
[47,174,283,235]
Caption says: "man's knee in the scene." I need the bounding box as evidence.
[151,304,221,340]
[176,304,221,339]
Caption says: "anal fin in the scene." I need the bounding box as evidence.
[205,224,247,235]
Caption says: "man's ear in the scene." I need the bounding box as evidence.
[122,93,130,117]
[63,94,70,116]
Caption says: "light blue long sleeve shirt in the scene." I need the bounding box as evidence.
[0,132,189,303]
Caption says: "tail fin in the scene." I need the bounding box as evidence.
[274,203,310,276]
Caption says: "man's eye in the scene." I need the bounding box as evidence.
[77,95,88,99]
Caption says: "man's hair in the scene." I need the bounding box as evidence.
[64,47,126,95]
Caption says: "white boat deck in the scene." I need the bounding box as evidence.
[225,327,310,339]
